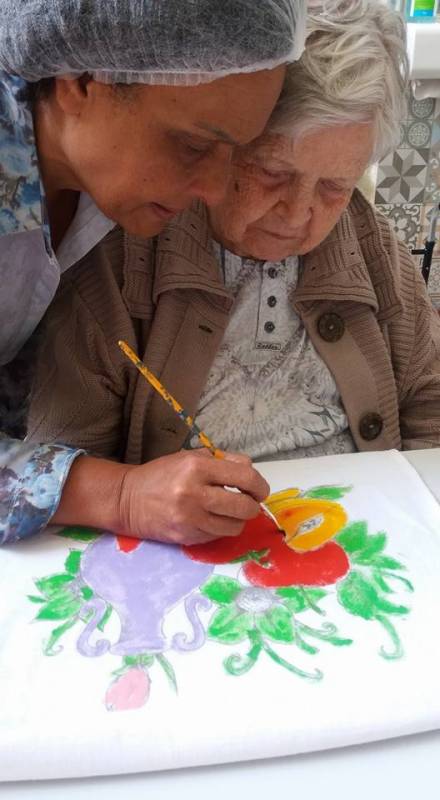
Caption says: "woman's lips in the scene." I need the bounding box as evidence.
[259,228,304,241]
[149,202,182,221]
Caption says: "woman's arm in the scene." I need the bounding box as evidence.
[0,435,84,545]
[1,435,269,547]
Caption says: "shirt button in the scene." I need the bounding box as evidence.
[359,412,384,441]
[267,295,277,308]
[264,321,275,333]
[317,313,345,342]
[268,267,278,278]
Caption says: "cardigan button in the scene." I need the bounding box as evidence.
[359,412,384,441]
[317,313,345,342]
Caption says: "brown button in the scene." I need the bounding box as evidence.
[317,313,345,342]
[359,412,384,441]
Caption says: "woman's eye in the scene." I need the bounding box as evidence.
[321,180,349,194]
[260,167,289,182]
[180,139,214,158]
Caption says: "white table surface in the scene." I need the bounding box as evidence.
[3,449,440,799]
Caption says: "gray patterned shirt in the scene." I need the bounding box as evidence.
[189,246,356,461]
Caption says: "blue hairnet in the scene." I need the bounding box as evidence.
[0,0,305,85]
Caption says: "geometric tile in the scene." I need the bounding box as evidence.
[409,95,435,121]
[425,145,440,204]
[400,120,432,149]
[375,148,429,204]
[376,203,422,250]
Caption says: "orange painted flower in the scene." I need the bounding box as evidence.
[265,489,348,552]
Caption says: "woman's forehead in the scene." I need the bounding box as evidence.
[240,124,374,175]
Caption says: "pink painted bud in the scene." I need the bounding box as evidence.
[105,667,151,712]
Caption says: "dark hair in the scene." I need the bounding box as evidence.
[23,77,55,103]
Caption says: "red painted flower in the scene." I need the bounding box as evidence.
[183,512,350,588]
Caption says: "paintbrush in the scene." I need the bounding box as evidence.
[118,340,283,531]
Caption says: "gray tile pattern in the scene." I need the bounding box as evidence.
[374,92,440,303]
[375,148,429,204]
[376,203,422,251]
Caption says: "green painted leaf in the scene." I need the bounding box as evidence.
[35,574,74,599]
[155,654,177,693]
[337,571,378,620]
[44,618,78,656]
[303,485,352,500]
[374,596,409,616]
[382,571,414,592]
[336,521,369,553]
[258,606,294,643]
[57,526,99,542]
[27,595,46,604]
[64,550,82,575]
[201,576,241,605]
[368,555,405,571]
[97,605,113,632]
[36,594,82,621]
[208,607,251,643]
[123,654,154,668]
[123,655,139,666]
[372,571,393,594]
[81,586,94,601]
[275,587,306,613]
[351,532,387,564]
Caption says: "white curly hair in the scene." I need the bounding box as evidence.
[269,0,409,161]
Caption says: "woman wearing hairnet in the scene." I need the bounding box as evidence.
[0,0,305,546]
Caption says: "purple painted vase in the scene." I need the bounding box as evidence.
[79,535,213,655]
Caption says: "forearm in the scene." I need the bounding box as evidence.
[0,435,83,545]
[51,454,133,531]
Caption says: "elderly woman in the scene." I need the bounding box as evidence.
[0,0,306,545]
[25,0,440,548]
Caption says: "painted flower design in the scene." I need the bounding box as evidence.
[200,574,352,679]
[184,486,351,588]
[105,667,151,712]
[27,483,414,706]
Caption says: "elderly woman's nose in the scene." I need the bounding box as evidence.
[188,149,233,206]
[278,186,313,224]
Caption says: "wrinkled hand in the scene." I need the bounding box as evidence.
[116,449,270,545]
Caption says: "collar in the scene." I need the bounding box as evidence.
[0,71,46,240]
[152,200,231,304]
[297,190,403,322]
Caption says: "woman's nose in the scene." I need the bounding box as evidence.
[188,148,233,207]
[277,186,313,227]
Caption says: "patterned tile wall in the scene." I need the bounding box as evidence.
[375,94,440,308]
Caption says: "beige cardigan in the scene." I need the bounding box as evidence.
[27,191,440,463]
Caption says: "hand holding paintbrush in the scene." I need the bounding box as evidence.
[118,340,279,535]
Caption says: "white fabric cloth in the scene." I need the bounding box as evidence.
[1,450,440,782]
[190,247,356,460]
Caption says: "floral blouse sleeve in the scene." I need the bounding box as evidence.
[0,434,84,545]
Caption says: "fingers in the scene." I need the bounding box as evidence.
[203,485,261,521]
[174,449,269,502]
[208,453,270,503]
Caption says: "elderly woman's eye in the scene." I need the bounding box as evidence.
[260,166,289,182]
[321,180,350,194]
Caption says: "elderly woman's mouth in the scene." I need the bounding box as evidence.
[259,228,305,241]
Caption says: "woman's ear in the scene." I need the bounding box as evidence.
[53,75,94,115]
